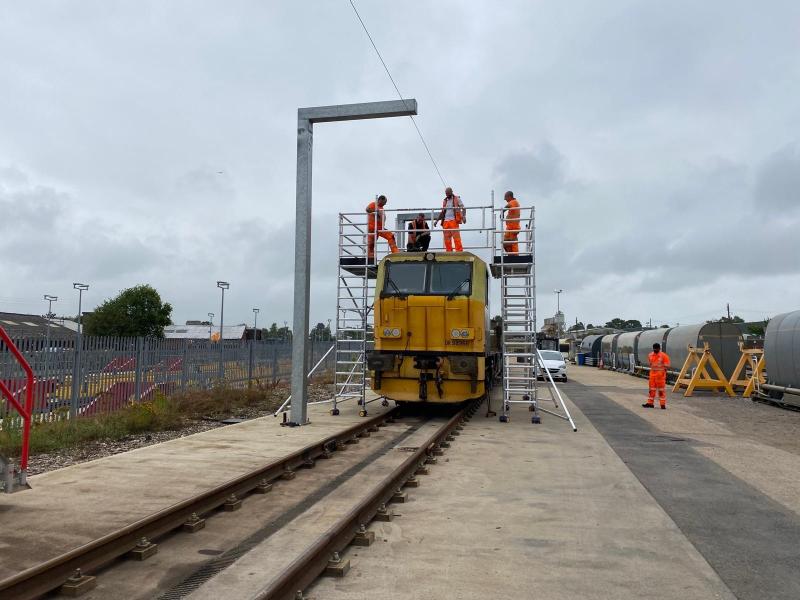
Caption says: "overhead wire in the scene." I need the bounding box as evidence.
[347,0,447,188]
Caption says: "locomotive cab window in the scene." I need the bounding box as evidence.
[382,260,472,297]
[383,262,427,296]
[430,262,472,296]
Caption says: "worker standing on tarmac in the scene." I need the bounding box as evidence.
[502,190,521,254]
[434,187,466,252]
[642,343,671,409]
[366,195,398,260]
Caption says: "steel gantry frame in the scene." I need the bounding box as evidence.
[290,99,418,426]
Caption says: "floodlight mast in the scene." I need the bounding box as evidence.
[290,99,418,425]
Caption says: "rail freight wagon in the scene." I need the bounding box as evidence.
[663,322,742,378]
[580,335,603,363]
[367,252,502,404]
[763,310,800,404]
[614,331,642,372]
[600,333,622,368]
[636,328,674,370]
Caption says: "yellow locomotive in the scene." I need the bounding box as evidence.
[367,251,502,404]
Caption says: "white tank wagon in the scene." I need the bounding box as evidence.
[580,334,603,360]
[763,310,800,402]
[663,322,742,378]
[636,328,673,369]
[600,333,622,368]
[614,331,643,372]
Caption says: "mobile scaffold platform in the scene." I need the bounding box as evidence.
[331,198,576,430]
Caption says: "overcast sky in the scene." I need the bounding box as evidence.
[1,1,799,331]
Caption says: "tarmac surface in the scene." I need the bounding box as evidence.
[309,368,799,600]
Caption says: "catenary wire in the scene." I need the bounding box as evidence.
[348,0,447,188]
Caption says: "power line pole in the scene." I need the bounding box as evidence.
[726,303,731,320]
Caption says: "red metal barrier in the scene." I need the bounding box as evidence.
[0,327,33,471]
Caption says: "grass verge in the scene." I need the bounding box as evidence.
[0,383,289,458]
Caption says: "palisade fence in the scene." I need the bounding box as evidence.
[0,334,335,430]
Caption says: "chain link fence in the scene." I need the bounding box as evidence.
[0,334,334,430]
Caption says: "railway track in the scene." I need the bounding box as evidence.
[0,401,477,600]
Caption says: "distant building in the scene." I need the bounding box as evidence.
[163,324,248,340]
[0,312,75,338]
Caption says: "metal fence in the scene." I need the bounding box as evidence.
[0,334,335,430]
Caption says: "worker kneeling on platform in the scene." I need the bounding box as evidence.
[643,343,670,409]
[502,190,521,254]
[407,213,431,251]
[366,195,399,260]
[434,187,466,252]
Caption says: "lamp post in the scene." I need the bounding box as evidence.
[43,294,58,385]
[208,312,214,340]
[253,308,260,340]
[217,281,229,380]
[554,289,564,336]
[71,283,89,418]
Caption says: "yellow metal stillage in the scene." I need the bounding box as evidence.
[672,343,736,397]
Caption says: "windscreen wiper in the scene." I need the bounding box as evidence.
[383,277,407,299]
[446,277,470,300]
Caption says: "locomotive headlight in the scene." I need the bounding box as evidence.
[391,328,401,337]
[425,252,435,261]
[383,327,391,336]
[451,328,461,338]
[460,329,469,338]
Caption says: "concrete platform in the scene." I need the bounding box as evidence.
[307,369,800,600]
[0,399,391,581]
[309,382,736,600]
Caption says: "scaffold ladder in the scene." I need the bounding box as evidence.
[493,207,576,430]
[333,213,378,415]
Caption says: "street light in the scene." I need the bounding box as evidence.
[554,289,564,336]
[217,281,230,380]
[253,308,260,340]
[71,283,89,418]
[43,294,58,384]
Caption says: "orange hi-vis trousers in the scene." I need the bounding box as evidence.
[442,220,463,252]
[503,228,520,254]
[647,372,667,407]
[367,227,398,258]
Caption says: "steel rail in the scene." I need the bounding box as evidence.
[0,408,398,600]
[258,400,477,600]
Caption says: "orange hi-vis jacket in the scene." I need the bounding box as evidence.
[505,198,520,230]
[648,351,671,382]
[366,201,384,230]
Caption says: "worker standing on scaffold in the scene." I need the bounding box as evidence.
[502,190,521,254]
[434,187,466,252]
[642,343,671,409]
[366,195,398,261]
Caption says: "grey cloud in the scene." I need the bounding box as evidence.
[493,143,567,197]
[754,144,800,214]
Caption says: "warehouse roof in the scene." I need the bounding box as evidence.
[0,312,76,338]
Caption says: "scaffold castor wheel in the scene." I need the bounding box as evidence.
[359,409,368,417]
[330,408,340,416]
[532,415,541,424]
[381,399,389,407]
[499,415,509,423]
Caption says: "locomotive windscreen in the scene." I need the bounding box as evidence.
[382,261,472,297]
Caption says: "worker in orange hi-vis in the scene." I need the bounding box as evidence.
[433,187,466,252]
[366,195,398,260]
[642,342,671,409]
[502,190,521,254]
